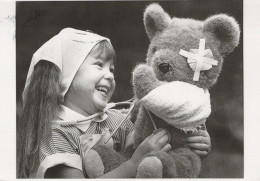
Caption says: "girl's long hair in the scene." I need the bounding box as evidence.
[17,40,116,178]
[17,61,61,178]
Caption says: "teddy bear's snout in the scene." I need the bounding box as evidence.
[157,62,172,74]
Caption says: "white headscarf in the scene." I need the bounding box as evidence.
[23,28,111,102]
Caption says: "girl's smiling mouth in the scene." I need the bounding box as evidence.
[96,86,109,97]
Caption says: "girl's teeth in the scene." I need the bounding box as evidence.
[96,87,108,95]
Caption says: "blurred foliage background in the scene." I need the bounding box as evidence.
[16,0,243,178]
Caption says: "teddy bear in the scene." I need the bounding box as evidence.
[130,3,240,178]
[83,3,240,178]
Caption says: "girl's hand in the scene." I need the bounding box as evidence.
[130,128,171,164]
[185,129,211,158]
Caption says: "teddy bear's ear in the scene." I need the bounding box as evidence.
[144,3,171,40]
[203,14,240,56]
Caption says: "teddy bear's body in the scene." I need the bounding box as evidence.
[133,104,203,178]
[84,3,240,178]
[130,3,240,178]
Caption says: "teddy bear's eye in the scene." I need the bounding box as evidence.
[158,63,171,74]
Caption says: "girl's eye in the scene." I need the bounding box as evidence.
[95,62,103,68]
[158,63,171,74]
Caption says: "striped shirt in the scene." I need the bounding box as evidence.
[30,105,134,178]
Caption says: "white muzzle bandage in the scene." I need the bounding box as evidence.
[141,81,211,132]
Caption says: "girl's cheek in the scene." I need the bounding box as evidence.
[112,81,116,92]
[109,82,116,98]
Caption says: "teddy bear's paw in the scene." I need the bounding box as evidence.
[136,156,163,178]
[132,64,161,99]
[172,148,201,177]
[83,149,104,178]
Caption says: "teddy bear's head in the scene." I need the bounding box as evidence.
[144,3,240,89]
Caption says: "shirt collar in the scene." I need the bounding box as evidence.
[57,105,107,132]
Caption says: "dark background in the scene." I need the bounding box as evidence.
[16,0,243,178]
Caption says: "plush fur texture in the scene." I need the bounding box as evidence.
[84,150,105,178]
[132,3,240,178]
[136,156,163,178]
[84,144,128,178]
[84,3,240,178]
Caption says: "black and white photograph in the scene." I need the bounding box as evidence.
[1,0,260,180]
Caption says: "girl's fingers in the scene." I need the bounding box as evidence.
[188,143,210,151]
[192,150,208,157]
[161,143,172,152]
[152,128,164,135]
[156,134,169,146]
[191,130,209,137]
[186,136,210,144]
[150,129,168,143]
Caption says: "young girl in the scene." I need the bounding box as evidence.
[17,28,210,178]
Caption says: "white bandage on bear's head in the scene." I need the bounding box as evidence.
[179,39,218,81]
[23,28,111,102]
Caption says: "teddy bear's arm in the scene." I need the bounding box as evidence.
[132,64,164,100]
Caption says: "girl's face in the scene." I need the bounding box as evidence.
[64,44,116,116]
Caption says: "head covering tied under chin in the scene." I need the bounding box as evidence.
[23,28,111,102]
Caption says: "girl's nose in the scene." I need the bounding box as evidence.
[104,70,114,82]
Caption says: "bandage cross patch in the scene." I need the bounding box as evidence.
[179,39,218,81]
